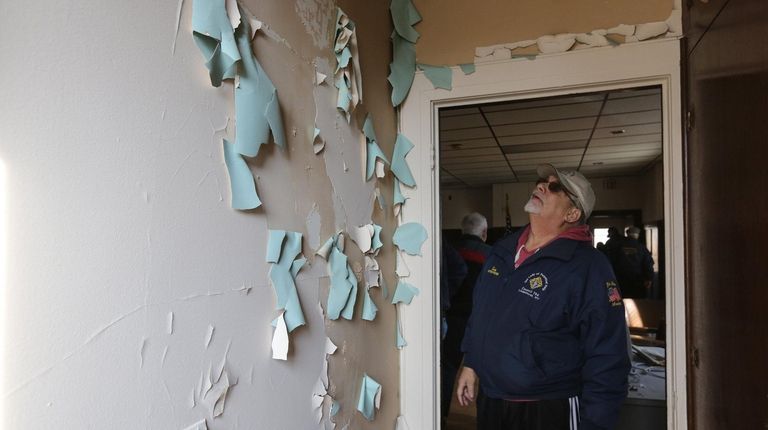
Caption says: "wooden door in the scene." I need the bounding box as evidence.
[684,0,768,427]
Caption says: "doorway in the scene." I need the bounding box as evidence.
[397,39,686,430]
[439,87,667,429]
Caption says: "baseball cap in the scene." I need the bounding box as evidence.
[536,164,596,220]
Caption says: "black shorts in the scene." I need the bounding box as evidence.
[477,391,580,430]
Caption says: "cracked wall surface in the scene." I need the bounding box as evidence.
[414,0,677,65]
[0,0,396,428]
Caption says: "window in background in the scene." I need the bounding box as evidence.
[593,227,609,248]
[645,226,659,273]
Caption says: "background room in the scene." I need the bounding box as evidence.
[439,86,668,430]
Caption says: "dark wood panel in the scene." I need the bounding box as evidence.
[684,0,730,56]
[684,0,768,427]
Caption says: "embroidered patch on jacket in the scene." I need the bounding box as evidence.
[606,281,623,307]
[487,266,500,276]
[518,273,549,300]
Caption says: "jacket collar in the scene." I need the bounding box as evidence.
[459,233,485,243]
[495,225,581,269]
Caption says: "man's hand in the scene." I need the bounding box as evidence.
[456,366,478,406]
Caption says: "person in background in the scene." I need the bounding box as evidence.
[456,164,630,430]
[603,226,623,258]
[611,226,654,299]
[440,240,468,335]
[441,212,492,426]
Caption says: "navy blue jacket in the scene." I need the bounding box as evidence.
[462,226,630,430]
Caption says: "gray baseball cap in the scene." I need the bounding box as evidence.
[536,164,596,219]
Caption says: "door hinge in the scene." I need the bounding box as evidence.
[686,109,695,132]
[691,346,700,368]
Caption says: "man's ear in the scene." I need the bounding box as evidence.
[564,206,582,224]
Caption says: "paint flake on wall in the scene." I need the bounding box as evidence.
[334,8,363,119]
[267,230,306,332]
[356,374,382,421]
[192,4,287,210]
[473,3,683,63]
[362,114,389,181]
[388,0,421,107]
[316,233,359,320]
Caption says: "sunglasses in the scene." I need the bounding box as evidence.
[535,178,578,204]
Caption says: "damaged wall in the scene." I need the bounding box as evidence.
[414,0,676,64]
[0,0,398,428]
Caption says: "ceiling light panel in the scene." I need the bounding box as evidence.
[589,134,662,147]
[592,123,661,139]
[596,110,661,128]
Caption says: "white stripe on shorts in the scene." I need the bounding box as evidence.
[568,396,580,430]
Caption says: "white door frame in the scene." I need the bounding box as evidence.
[398,38,687,430]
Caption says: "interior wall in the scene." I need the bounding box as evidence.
[0,0,397,428]
[413,0,675,64]
[491,174,659,227]
[440,187,493,230]
[684,0,768,426]
[641,161,664,223]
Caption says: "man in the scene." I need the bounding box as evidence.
[441,213,492,425]
[611,226,654,299]
[456,164,630,430]
[602,227,623,259]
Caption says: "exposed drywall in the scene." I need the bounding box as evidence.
[0,0,397,428]
[414,0,675,64]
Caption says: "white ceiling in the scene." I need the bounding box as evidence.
[439,86,663,187]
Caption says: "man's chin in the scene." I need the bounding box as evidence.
[523,200,541,214]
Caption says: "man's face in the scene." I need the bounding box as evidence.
[524,175,578,222]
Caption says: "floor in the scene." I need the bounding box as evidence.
[444,398,477,430]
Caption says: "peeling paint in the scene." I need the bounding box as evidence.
[628,21,669,41]
[167,311,174,334]
[306,203,322,251]
[537,34,576,54]
[6,0,399,427]
[473,3,681,62]
[171,0,185,54]
[204,325,214,349]
[295,0,335,49]
[139,338,147,368]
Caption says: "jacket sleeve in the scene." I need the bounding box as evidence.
[460,274,480,369]
[577,257,631,430]
[460,255,493,370]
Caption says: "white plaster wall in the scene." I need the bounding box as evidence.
[0,0,397,428]
[440,187,492,229]
[491,175,656,227]
[641,162,665,222]
[490,182,539,227]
